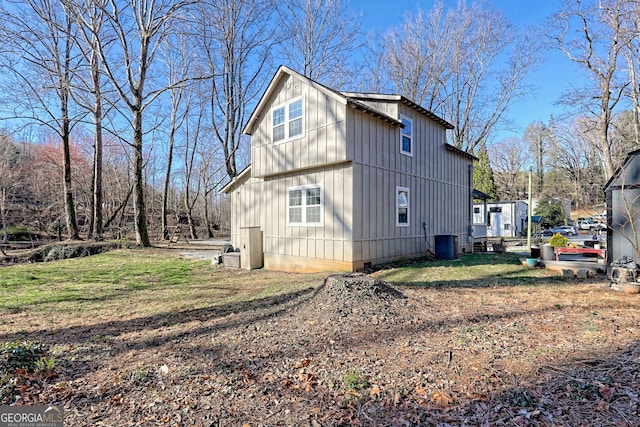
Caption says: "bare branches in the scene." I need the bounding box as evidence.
[196,0,276,179]
[276,0,363,87]
[547,0,637,179]
[374,1,537,153]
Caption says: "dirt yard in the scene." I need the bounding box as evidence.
[1,250,639,426]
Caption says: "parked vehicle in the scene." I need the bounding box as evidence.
[578,219,605,230]
[543,225,577,236]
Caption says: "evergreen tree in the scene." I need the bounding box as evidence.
[534,195,565,228]
[473,144,497,199]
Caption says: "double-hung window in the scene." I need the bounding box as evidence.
[272,97,304,143]
[288,185,322,226]
[396,186,410,226]
[400,115,413,156]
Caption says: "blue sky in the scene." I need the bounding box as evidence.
[348,0,581,141]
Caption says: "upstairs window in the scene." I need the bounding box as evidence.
[400,116,413,156]
[396,186,410,226]
[272,97,304,143]
[288,184,322,226]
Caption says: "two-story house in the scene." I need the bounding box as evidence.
[220,66,476,272]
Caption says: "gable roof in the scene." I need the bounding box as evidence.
[341,92,454,129]
[603,149,640,192]
[243,65,452,135]
[445,143,478,161]
[219,165,252,194]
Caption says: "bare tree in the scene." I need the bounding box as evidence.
[0,0,81,239]
[0,134,24,243]
[160,31,194,240]
[488,137,529,200]
[548,0,635,180]
[623,44,640,147]
[197,0,276,179]
[180,96,205,240]
[276,0,362,87]
[523,121,551,194]
[376,4,452,111]
[93,0,195,246]
[63,0,110,239]
[374,0,536,152]
[197,145,226,238]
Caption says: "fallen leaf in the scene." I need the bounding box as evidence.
[369,385,381,399]
[431,390,453,406]
[599,385,615,401]
[415,385,427,397]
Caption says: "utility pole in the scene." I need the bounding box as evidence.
[527,166,533,251]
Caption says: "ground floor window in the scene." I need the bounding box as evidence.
[288,184,322,226]
[396,186,410,226]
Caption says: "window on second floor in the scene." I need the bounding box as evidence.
[273,97,304,143]
[396,186,410,226]
[400,115,413,156]
[288,184,322,226]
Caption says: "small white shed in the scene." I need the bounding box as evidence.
[473,201,528,238]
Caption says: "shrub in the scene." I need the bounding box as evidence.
[343,369,369,391]
[549,233,568,248]
[0,340,49,373]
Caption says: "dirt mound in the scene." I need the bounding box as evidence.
[324,273,405,300]
[310,273,408,322]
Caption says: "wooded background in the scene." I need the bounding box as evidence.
[0,0,638,244]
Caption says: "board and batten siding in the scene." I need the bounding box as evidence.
[227,175,266,249]
[348,104,472,265]
[260,164,354,271]
[252,74,348,179]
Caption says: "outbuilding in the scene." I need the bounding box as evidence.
[603,149,640,263]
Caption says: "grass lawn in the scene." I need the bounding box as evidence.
[1,249,638,426]
[0,248,326,317]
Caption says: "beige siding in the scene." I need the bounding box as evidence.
[228,176,266,249]
[259,163,354,267]
[252,74,348,178]
[349,105,473,264]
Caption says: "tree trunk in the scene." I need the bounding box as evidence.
[132,108,150,246]
[92,46,104,239]
[599,96,616,180]
[62,15,79,240]
[62,109,79,240]
[203,188,214,239]
[161,123,176,241]
[1,188,7,244]
[183,188,198,240]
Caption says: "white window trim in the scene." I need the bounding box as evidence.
[287,184,323,227]
[400,115,413,157]
[396,186,410,227]
[272,95,305,144]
